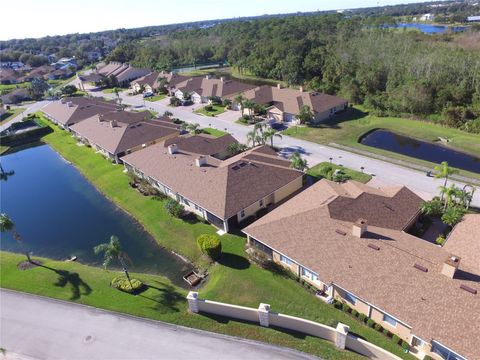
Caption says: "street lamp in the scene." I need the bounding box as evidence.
[329,157,333,163]
[360,166,365,173]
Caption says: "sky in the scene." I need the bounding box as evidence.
[0,0,430,41]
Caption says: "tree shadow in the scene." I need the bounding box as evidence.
[181,212,201,224]
[138,280,184,313]
[39,264,92,300]
[277,146,311,159]
[322,107,368,128]
[262,261,295,279]
[218,252,250,270]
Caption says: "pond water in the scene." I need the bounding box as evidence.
[392,23,466,34]
[0,143,191,287]
[359,129,480,174]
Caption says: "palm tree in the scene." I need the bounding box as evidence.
[438,184,460,211]
[296,105,314,125]
[0,213,32,262]
[163,111,173,118]
[227,142,247,156]
[234,94,245,113]
[181,122,201,134]
[246,129,262,147]
[263,128,283,147]
[243,100,255,120]
[290,151,308,171]
[94,235,133,288]
[434,161,459,200]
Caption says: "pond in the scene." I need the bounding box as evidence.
[359,129,480,174]
[0,143,192,287]
[387,23,466,34]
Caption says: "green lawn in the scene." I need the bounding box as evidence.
[308,162,372,184]
[8,114,416,359]
[283,106,480,177]
[102,87,128,94]
[0,107,25,125]
[0,83,30,92]
[194,104,226,117]
[201,127,229,138]
[145,94,166,102]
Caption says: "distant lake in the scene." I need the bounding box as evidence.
[0,144,191,287]
[359,129,480,174]
[391,23,466,34]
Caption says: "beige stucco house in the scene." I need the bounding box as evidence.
[243,179,479,360]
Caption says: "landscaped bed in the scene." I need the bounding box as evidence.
[145,94,166,102]
[307,162,372,184]
[194,104,226,117]
[201,127,228,138]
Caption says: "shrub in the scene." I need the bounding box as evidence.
[367,318,375,328]
[374,323,383,332]
[383,328,390,336]
[205,105,213,111]
[392,334,401,345]
[359,313,367,322]
[341,303,351,313]
[402,340,410,351]
[111,276,145,294]
[436,235,446,246]
[165,198,183,218]
[352,309,359,317]
[197,234,222,260]
[423,356,434,360]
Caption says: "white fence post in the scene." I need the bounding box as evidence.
[187,291,199,313]
[258,303,270,327]
[335,323,350,350]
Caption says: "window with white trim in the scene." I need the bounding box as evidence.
[302,268,320,283]
[431,341,466,360]
[344,292,357,305]
[280,255,294,266]
[383,313,397,327]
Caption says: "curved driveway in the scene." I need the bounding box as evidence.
[0,289,317,360]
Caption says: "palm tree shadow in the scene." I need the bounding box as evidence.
[40,264,92,300]
[138,280,184,313]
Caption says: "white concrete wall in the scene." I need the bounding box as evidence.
[269,313,336,342]
[197,299,259,323]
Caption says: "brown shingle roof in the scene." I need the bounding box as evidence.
[243,179,480,359]
[42,97,119,127]
[132,71,189,90]
[122,144,303,219]
[70,111,179,155]
[164,133,237,157]
[175,77,255,98]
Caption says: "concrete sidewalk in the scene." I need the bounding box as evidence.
[0,289,318,360]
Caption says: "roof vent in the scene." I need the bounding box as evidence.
[460,284,477,295]
[335,229,346,236]
[195,156,207,167]
[168,144,178,155]
[352,219,368,238]
[110,120,117,128]
[368,243,380,251]
[414,263,428,273]
[442,255,461,279]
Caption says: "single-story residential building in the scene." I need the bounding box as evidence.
[131,71,189,94]
[0,68,21,85]
[164,133,238,160]
[122,142,304,232]
[173,76,256,104]
[70,111,180,163]
[79,62,150,87]
[243,179,479,360]
[0,88,31,105]
[234,84,348,124]
[22,65,55,82]
[42,97,119,129]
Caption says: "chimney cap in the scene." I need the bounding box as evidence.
[445,255,461,267]
[355,218,368,225]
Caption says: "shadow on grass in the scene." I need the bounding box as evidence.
[138,280,184,313]
[39,264,92,300]
[218,252,250,270]
[181,212,202,224]
[322,107,369,128]
[198,312,307,339]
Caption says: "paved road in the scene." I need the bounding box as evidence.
[0,101,49,133]
[0,289,317,360]
[91,90,480,207]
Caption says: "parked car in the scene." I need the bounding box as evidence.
[143,92,154,98]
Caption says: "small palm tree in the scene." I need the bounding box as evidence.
[434,161,459,200]
[438,184,460,212]
[243,100,255,120]
[296,105,314,125]
[263,128,282,147]
[94,235,133,288]
[246,129,262,147]
[0,213,32,262]
[290,152,308,171]
[234,94,245,113]
[163,110,173,118]
[181,122,201,134]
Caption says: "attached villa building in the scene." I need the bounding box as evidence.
[70,111,180,163]
[236,84,348,124]
[122,140,304,232]
[131,71,189,94]
[243,179,479,360]
[79,62,150,87]
[42,97,119,129]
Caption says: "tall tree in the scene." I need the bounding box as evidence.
[0,213,32,262]
[94,235,133,288]
[262,128,283,147]
[434,162,459,200]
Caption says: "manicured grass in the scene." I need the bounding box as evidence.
[283,106,480,176]
[308,162,372,184]
[145,94,166,102]
[102,87,128,94]
[0,83,30,91]
[201,127,229,138]
[0,250,413,360]
[17,114,415,359]
[194,104,226,117]
[0,107,25,125]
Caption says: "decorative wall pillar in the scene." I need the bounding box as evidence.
[187,291,199,313]
[258,303,270,327]
[335,323,350,350]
